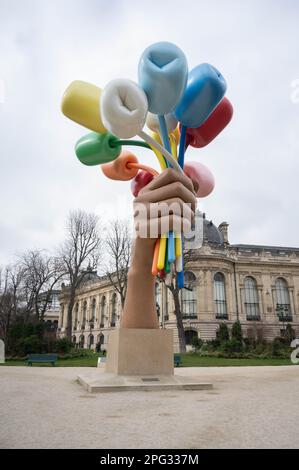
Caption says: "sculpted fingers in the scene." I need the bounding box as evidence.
[135,215,192,238]
[143,167,195,194]
[137,181,197,212]
[134,197,194,222]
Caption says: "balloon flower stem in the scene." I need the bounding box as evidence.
[177,269,184,289]
[138,130,183,173]
[127,162,159,177]
[112,139,150,149]
[158,115,171,168]
[152,238,160,276]
[178,125,187,168]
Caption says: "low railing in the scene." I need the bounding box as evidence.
[246,315,261,321]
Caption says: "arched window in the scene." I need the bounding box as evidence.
[74,303,79,330]
[91,298,96,322]
[181,271,197,319]
[97,333,104,347]
[244,277,260,320]
[88,334,94,349]
[82,301,87,328]
[100,296,106,327]
[79,334,85,348]
[185,329,198,346]
[214,273,227,319]
[72,335,76,344]
[275,278,292,320]
[111,293,117,327]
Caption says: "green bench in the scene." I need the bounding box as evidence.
[174,354,182,367]
[27,354,57,367]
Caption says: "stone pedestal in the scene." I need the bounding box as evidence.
[105,328,173,376]
[77,328,213,393]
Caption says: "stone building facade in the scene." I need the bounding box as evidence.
[57,218,299,351]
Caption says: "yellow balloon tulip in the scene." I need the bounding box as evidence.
[61,80,106,134]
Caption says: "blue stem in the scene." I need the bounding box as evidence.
[178,125,187,168]
[168,231,176,263]
[177,271,185,289]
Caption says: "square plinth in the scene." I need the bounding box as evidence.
[77,370,213,393]
[105,328,174,376]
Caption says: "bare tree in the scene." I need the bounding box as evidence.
[59,210,101,339]
[19,250,64,321]
[161,249,198,353]
[0,264,23,341]
[105,220,131,309]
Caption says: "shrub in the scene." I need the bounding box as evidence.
[244,337,256,351]
[54,338,73,354]
[221,338,243,354]
[191,337,203,351]
[271,337,283,357]
[216,323,230,344]
[16,335,43,355]
[203,339,220,351]
[281,324,296,345]
[232,321,243,343]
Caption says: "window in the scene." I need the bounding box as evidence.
[185,330,198,346]
[88,334,94,349]
[97,333,104,346]
[111,293,117,327]
[275,278,292,321]
[100,296,106,327]
[244,277,260,321]
[181,271,197,319]
[79,335,84,348]
[214,273,227,319]
[82,301,87,329]
[91,298,96,322]
[74,303,79,330]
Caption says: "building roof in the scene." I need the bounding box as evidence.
[77,267,100,286]
[231,244,299,253]
[203,219,224,245]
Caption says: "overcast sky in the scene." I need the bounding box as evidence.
[0,0,299,265]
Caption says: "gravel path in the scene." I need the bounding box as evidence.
[0,366,298,449]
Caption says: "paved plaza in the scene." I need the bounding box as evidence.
[0,366,298,449]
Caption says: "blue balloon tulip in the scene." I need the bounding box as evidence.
[174,63,227,128]
[138,41,188,115]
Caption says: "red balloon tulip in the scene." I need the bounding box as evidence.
[185,97,233,148]
[131,170,154,197]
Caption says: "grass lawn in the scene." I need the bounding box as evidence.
[0,354,296,367]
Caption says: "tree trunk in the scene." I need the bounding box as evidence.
[173,288,186,353]
[66,290,76,340]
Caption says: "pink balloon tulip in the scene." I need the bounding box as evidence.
[184,161,215,197]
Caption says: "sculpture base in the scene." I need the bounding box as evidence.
[77,328,213,393]
[105,328,173,376]
[77,370,213,393]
